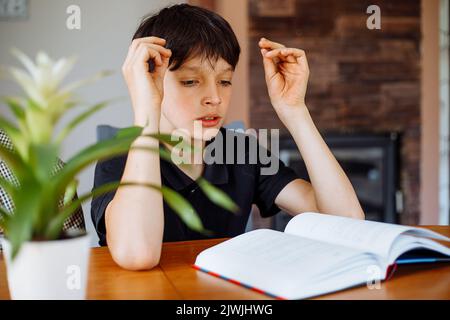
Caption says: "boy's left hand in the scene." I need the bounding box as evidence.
[259,37,310,121]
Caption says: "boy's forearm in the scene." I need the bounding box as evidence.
[106,110,165,270]
[283,105,364,219]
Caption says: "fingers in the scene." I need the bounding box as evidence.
[259,37,291,78]
[259,38,310,76]
[258,37,285,50]
[265,47,304,58]
[260,48,278,81]
[131,36,167,52]
[123,36,172,70]
[132,43,171,67]
[265,48,307,65]
[259,37,284,66]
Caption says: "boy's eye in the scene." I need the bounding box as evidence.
[180,80,232,87]
[181,80,198,87]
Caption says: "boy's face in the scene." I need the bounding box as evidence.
[160,55,234,141]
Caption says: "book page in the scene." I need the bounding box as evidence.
[283,212,445,258]
[194,229,378,299]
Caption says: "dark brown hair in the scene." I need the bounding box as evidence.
[133,3,241,72]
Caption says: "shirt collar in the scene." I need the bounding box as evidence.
[160,129,229,191]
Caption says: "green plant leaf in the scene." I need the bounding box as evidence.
[53,128,143,202]
[10,48,39,82]
[4,181,42,259]
[0,116,28,161]
[25,106,53,144]
[28,143,58,182]
[115,126,143,139]
[55,100,111,144]
[51,56,77,86]
[0,204,10,229]
[60,70,114,93]
[146,133,181,146]
[197,178,240,214]
[2,96,25,120]
[33,181,60,237]
[161,186,211,235]
[47,181,211,239]
[147,133,197,152]
[129,145,182,164]
[63,179,78,206]
[0,175,17,199]
[0,142,28,178]
[45,181,121,239]
[8,66,42,105]
[2,97,30,139]
[114,127,195,151]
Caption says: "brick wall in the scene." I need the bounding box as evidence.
[249,0,421,224]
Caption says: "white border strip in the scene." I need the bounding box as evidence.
[439,0,450,225]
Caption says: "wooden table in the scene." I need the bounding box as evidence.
[1,226,449,300]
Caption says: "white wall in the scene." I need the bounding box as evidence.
[0,0,183,246]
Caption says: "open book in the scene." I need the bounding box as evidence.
[193,213,450,300]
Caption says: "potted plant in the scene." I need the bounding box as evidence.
[0,49,237,300]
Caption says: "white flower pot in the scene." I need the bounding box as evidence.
[1,233,91,300]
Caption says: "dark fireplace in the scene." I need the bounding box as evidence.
[273,132,401,231]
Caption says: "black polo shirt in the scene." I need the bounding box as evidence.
[91,128,299,246]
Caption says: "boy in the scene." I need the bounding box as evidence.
[91,4,364,271]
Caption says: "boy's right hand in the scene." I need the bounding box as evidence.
[122,36,172,127]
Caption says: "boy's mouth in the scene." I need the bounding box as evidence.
[196,115,222,127]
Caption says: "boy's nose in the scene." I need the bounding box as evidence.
[205,95,222,106]
[203,85,222,106]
